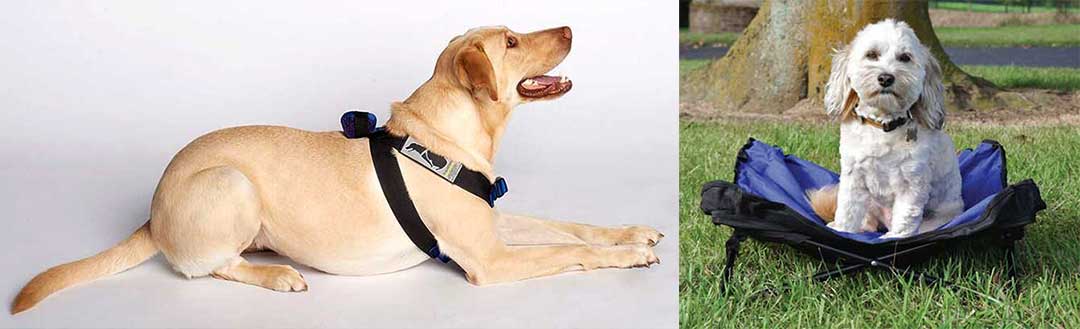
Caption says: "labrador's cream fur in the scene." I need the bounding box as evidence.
[12,26,662,314]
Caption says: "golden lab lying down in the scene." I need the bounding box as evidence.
[12,25,662,314]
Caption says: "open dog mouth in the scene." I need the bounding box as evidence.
[517,75,572,98]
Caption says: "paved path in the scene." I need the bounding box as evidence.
[680,46,1080,68]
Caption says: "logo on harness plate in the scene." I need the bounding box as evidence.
[400,137,463,182]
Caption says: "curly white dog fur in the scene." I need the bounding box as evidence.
[808,19,963,239]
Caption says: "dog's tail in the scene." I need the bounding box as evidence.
[807,185,839,223]
[11,221,158,315]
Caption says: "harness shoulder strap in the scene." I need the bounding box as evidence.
[369,132,451,263]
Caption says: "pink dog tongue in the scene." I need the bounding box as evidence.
[520,75,562,90]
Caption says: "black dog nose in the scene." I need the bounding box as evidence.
[878,73,895,87]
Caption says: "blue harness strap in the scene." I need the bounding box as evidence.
[342,111,508,262]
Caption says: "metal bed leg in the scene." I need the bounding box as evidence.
[812,263,867,282]
[722,232,746,284]
[1002,230,1023,294]
[803,240,950,286]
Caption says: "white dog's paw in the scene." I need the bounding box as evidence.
[879,230,914,240]
[827,221,856,233]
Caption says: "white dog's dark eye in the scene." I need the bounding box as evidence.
[865,51,879,61]
[898,53,911,63]
[506,36,518,48]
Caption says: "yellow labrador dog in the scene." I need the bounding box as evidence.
[12,26,662,314]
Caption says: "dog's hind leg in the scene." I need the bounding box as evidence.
[496,213,663,246]
[151,166,306,291]
[210,257,307,292]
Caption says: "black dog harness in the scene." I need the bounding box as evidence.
[340,111,508,263]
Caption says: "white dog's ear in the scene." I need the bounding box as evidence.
[824,45,857,119]
[912,49,946,129]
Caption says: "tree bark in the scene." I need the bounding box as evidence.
[685,0,996,114]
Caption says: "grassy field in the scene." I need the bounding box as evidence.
[962,65,1080,91]
[680,59,1080,91]
[932,1,1080,14]
[680,24,1080,47]
[680,120,1080,328]
[937,24,1080,47]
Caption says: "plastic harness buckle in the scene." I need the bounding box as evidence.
[489,177,508,207]
[341,111,378,138]
[428,245,452,263]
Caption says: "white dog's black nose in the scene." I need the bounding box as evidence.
[877,73,895,88]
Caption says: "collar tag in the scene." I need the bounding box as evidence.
[399,136,463,182]
[882,117,908,132]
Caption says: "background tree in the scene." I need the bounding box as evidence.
[685,0,997,114]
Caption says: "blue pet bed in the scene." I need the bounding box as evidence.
[700,139,1045,285]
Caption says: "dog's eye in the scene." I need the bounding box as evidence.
[865,51,879,61]
[506,36,518,48]
[897,53,911,63]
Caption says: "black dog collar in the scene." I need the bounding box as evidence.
[859,115,909,133]
[855,102,914,133]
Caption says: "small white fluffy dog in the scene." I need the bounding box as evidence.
[809,19,963,239]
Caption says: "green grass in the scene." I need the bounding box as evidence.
[680,28,741,46]
[680,59,1080,91]
[680,120,1080,328]
[937,24,1080,47]
[962,65,1080,90]
[932,1,1080,14]
[679,24,1080,47]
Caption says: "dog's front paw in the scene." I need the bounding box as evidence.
[827,221,854,233]
[587,245,659,270]
[615,226,664,246]
[623,245,661,268]
[879,229,915,240]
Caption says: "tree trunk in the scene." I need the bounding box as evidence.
[685,0,996,114]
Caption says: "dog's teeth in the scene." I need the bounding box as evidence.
[522,79,537,87]
[559,76,568,83]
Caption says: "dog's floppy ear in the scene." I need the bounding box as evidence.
[912,49,946,130]
[455,43,499,102]
[824,45,856,120]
